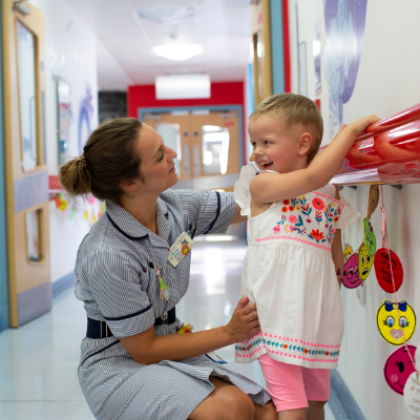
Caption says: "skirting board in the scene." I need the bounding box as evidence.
[52,272,74,299]
[329,370,365,420]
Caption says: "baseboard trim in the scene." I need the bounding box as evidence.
[329,370,365,420]
[52,272,74,299]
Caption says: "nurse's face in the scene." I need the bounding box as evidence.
[136,123,178,193]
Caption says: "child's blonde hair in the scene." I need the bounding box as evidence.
[250,93,323,163]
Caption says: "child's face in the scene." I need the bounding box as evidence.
[248,114,301,173]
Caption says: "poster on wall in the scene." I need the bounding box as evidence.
[56,78,71,166]
[298,42,307,97]
[78,84,93,154]
[324,0,368,138]
[313,21,322,96]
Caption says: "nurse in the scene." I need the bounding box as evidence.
[59,118,276,420]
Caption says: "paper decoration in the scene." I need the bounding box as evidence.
[375,248,404,293]
[362,217,376,256]
[404,372,420,418]
[377,299,417,346]
[384,345,416,395]
[367,185,380,220]
[358,243,373,281]
[342,253,361,289]
[343,243,353,262]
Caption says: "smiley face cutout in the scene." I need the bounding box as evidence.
[358,243,373,281]
[363,218,376,256]
[383,345,416,395]
[342,254,361,289]
[343,243,353,263]
[377,300,417,346]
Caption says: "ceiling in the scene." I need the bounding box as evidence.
[63,0,253,90]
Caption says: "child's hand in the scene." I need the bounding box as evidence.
[349,114,381,136]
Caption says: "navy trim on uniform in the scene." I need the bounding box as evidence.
[81,340,120,366]
[104,304,152,321]
[106,212,148,240]
[204,191,221,234]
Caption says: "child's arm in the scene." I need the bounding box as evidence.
[249,115,380,205]
[332,229,344,288]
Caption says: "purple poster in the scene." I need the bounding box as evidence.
[324,0,368,137]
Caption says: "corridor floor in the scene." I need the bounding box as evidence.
[0,238,335,419]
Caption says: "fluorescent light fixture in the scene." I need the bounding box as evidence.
[153,43,203,61]
[155,74,211,100]
[137,7,195,25]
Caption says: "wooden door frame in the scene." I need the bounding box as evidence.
[0,2,9,332]
[138,105,245,169]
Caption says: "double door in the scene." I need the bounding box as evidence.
[144,110,241,192]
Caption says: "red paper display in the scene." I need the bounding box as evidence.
[374,248,404,293]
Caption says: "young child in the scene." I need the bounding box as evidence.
[234,93,379,420]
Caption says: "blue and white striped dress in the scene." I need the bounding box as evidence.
[74,189,271,420]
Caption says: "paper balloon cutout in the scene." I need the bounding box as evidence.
[404,372,420,417]
[377,300,417,346]
[358,243,373,281]
[374,248,404,293]
[343,243,353,262]
[384,345,416,395]
[342,254,361,289]
[362,218,376,256]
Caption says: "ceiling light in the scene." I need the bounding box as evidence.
[137,7,195,25]
[153,43,203,61]
[155,74,210,100]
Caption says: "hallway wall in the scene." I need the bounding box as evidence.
[284,0,420,418]
[29,0,99,286]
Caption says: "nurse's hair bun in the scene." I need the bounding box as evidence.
[59,118,143,203]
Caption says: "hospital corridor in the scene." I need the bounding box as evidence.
[1,0,420,419]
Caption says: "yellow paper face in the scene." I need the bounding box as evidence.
[358,243,373,281]
[343,243,353,262]
[376,300,417,346]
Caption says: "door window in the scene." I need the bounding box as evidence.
[17,21,38,171]
[155,123,182,176]
[202,125,230,175]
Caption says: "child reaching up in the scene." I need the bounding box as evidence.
[234,93,379,420]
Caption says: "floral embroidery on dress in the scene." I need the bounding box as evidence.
[308,229,325,243]
[272,192,341,244]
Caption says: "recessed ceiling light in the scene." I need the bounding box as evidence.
[153,44,203,61]
[137,7,195,25]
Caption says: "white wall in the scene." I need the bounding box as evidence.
[29,0,99,283]
[288,1,420,418]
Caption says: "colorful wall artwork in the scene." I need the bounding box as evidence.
[323,0,368,138]
[78,84,93,154]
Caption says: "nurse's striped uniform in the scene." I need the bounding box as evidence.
[75,189,271,420]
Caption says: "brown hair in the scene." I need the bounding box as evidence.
[59,118,142,203]
[251,93,323,163]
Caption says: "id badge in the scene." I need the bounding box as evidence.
[205,352,227,364]
[168,232,194,267]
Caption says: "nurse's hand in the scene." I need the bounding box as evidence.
[224,297,260,343]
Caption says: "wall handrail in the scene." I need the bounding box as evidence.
[326,103,420,186]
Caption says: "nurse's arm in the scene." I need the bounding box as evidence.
[231,205,247,225]
[119,297,259,365]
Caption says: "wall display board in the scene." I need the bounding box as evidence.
[2,0,51,327]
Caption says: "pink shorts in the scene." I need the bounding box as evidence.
[258,354,330,412]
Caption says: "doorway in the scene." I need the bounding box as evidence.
[141,106,243,193]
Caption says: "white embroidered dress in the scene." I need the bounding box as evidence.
[234,163,360,369]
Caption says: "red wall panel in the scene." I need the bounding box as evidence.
[128,82,245,117]
[127,81,247,164]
